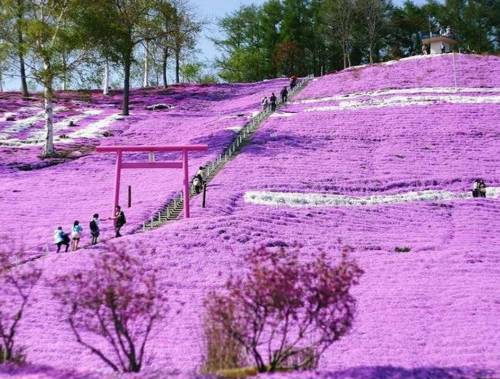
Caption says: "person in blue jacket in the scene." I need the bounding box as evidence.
[71,220,83,251]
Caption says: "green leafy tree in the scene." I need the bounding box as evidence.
[260,0,283,77]
[0,0,30,97]
[434,0,499,52]
[215,5,267,82]
[20,0,89,156]
[280,0,312,75]
[386,1,429,57]
[0,43,8,92]
[75,0,161,115]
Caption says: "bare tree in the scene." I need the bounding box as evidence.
[357,0,387,63]
[170,0,201,84]
[52,245,168,373]
[205,245,364,373]
[142,40,150,87]
[325,0,356,68]
[0,245,42,364]
[150,0,175,88]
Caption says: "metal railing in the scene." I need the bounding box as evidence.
[141,75,314,231]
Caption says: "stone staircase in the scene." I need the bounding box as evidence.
[141,75,314,231]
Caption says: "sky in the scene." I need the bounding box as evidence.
[192,0,268,66]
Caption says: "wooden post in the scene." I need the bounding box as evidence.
[128,185,132,208]
[202,183,207,208]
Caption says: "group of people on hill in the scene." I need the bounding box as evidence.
[261,92,277,112]
[53,206,126,253]
[260,76,297,112]
[472,179,487,198]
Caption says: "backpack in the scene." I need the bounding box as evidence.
[118,212,126,226]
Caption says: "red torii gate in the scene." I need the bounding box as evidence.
[95,145,208,219]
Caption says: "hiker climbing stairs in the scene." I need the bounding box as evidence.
[141,75,314,231]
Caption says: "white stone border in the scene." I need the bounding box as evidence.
[292,87,500,105]
[302,94,500,112]
[244,188,500,208]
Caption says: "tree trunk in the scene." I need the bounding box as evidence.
[0,71,3,92]
[175,48,180,84]
[122,53,131,116]
[103,58,109,95]
[143,41,149,88]
[43,72,55,157]
[16,16,29,98]
[62,54,67,91]
[369,45,373,64]
[162,48,168,88]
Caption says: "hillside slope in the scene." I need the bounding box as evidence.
[0,79,287,253]
[2,54,500,379]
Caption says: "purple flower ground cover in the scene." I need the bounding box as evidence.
[1,55,499,378]
[296,54,500,100]
[0,79,287,254]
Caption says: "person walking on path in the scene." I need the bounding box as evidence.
[71,220,83,251]
[114,206,126,237]
[193,166,205,194]
[261,96,269,112]
[290,75,297,89]
[270,92,277,111]
[280,86,288,103]
[89,213,100,245]
[54,226,70,253]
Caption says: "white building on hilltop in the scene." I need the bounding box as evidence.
[422,27,458,54]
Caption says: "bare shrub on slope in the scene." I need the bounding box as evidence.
[52,245,168,373]
[204,245,363,373]
[202,298,247,373]
[0,245,42,364]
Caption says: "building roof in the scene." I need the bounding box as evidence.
[422,36,458,45]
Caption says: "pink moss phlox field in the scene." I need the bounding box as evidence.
[296,54,500,100]
[1,55,499,378]
[0,79,287,254]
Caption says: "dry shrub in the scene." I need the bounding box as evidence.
[215,367,258,378]
[204,245,364,373]
[52,244,168,373]
[0,243,42,365]
[202,297,246,374]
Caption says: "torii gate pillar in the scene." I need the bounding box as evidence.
[96,145,208,220]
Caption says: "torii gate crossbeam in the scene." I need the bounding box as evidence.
[96,145,208,219]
